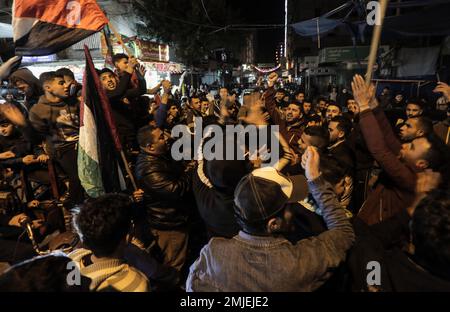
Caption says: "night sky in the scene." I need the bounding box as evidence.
[229,0,285,63]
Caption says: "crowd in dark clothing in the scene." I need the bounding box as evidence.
[0,54,449,292]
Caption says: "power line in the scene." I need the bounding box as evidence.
[133,1,287,32]
[230,24,284,27]
[200,0,214,24]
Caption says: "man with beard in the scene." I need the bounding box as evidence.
[399,116,433,142]
[345,98,374,213]
[395,98,427,127]
[302,100,313,117]
[264,73,305,154]
[327,115,355,173]
[433,82,450,146]
[352,74,449,225]
[345,98,359,122]
[325,102,342,124]
[316,97,328,120]
[327,115,356,211]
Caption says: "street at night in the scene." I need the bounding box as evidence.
[0,0,449,302]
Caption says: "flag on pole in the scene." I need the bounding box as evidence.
[100,25,114,68]
[78,45,124,198]
[12,0,108,56]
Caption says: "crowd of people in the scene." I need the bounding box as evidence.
[0,52,449,292]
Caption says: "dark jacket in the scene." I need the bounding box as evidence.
[327,140,356,174]
[348,117,374,172]
[0,128,32,157]
[349,212,450,291]
[192,162,240,238]
[0,128,44,170]
[337,91,351,108]
[106,72,146,145]
[135,152,193,230]
[357,107,416,225]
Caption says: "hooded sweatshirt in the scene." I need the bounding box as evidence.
[9,68,43,110]
[28,95,79,153]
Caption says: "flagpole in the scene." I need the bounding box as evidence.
[120,150,138,191]
[365,0,389,86]
[102,24,139,190]
[107,21,134,56]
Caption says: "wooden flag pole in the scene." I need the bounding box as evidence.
[365,0,389,86]
[97,23,138,191]
[120,150,138,191]
[108,21,134,56]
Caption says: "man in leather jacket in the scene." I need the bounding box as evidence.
[135,125,195,272]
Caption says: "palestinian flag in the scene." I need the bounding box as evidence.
[12,0,108,56]
[78,45,124,198]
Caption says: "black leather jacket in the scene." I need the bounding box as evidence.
[135,152,193,230]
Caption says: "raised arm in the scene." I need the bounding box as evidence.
[352,74,400,153]
[155,83,171,128]
[371,102,402,154]
[264,73,289,140]
[352,75,416,190]
[297,147,355,286]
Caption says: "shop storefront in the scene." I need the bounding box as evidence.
[141,61,184,88]
[23,37,184,91]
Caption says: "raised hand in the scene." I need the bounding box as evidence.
[162,80,172,94]
[267,72,278,88]
[129,56,139,68]
[301,146,321,181]
[351,74,375,112]
[137,64,147,77]
[433,82,450,101]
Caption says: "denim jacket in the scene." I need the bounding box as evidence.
[186,176,355,292]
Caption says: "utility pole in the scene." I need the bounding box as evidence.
[284,0,288,70]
